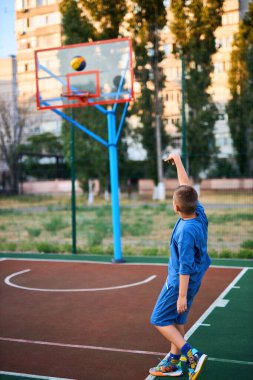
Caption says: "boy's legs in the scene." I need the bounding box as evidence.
[170,324,185,354]
[154,324,207,379]
[155,324,186,352]
[149,324,185,377]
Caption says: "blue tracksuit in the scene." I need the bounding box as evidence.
[151,201,211,326]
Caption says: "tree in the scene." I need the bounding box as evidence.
[0,97,29,194]
[81,0,128,40]
[60,0,96,44]
[226,1,253,176]
[21,132,63,155]
[170,0,224,182]
[130,1,170,183]
[19,132,67,180]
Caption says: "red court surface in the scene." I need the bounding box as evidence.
[0,259,241,380]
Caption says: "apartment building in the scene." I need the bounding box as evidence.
[161,0,250,158]
[16,0,62,136]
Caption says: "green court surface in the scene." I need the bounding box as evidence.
[145,266,253,380]
[186,268,253,380]
[1,254,253,380]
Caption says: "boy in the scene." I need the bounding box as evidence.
[149,153,211,380]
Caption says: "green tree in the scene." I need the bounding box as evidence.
[226,1,253,176]
[130,0,170,182]
[170,0,224,182]
[81,0,127,40]
[60,0,96,44]
[20,132,63,155]
[19,132,66,180]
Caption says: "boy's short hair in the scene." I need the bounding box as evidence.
[174,185,198,215]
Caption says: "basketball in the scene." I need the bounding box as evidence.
[70,56,86,71]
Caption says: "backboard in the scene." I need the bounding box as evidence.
[35,38,134,110]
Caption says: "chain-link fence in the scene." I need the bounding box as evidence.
[0,150,252,257]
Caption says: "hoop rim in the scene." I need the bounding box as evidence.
[61,90,90,98]
[60,90,95,104]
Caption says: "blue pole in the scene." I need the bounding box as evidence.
[107,111,124,263]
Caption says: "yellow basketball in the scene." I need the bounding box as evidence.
[70,56,86,71]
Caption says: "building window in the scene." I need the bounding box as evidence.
[215,62,224,73]
[163,43,173,55]
[218,113,225,120]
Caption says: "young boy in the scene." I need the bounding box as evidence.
[149,153,211,380]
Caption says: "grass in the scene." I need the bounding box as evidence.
[0,193,252,258]
[43,215,69,232]
[208,212,253,224]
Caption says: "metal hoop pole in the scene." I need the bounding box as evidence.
[107,111,124,263]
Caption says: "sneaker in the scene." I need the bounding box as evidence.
[187,349,208,380]
[149,358,183,377]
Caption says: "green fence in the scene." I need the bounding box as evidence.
[0,188,252,258]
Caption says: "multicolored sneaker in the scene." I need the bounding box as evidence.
[149,358,183,377]
[187,349,208,380]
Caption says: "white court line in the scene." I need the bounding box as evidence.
[0,371,74,379]
[4,269,157,292]
[1,337,252,368]
[0,336,166,357]
[1,337,253,366]
[208,357,253,365]
[185,267,248,340]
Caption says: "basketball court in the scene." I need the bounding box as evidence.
[0,254,252,380]
[1,36,252,380]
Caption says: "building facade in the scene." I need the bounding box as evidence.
[14,0,250,157]
[16,0,62,136]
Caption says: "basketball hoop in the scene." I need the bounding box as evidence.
[61,90,91,104]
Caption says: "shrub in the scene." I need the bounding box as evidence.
[237,249,253,259]
[87,231,105,246]
[35,242,61,253]
[240,240,253,250]
[0,242,17,252]
[26,228,41,238]
[44,216,69,232]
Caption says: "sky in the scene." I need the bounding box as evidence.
[0,0,16,58]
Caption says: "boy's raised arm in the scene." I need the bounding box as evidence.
[164,153,191,186]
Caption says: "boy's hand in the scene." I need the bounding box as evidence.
[177,295,187,314]
[163,152,180,166]
[164,153,190,185]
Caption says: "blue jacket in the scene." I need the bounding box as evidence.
[168,201,211,291]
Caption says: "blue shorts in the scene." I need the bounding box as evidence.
[150,281,200,326]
